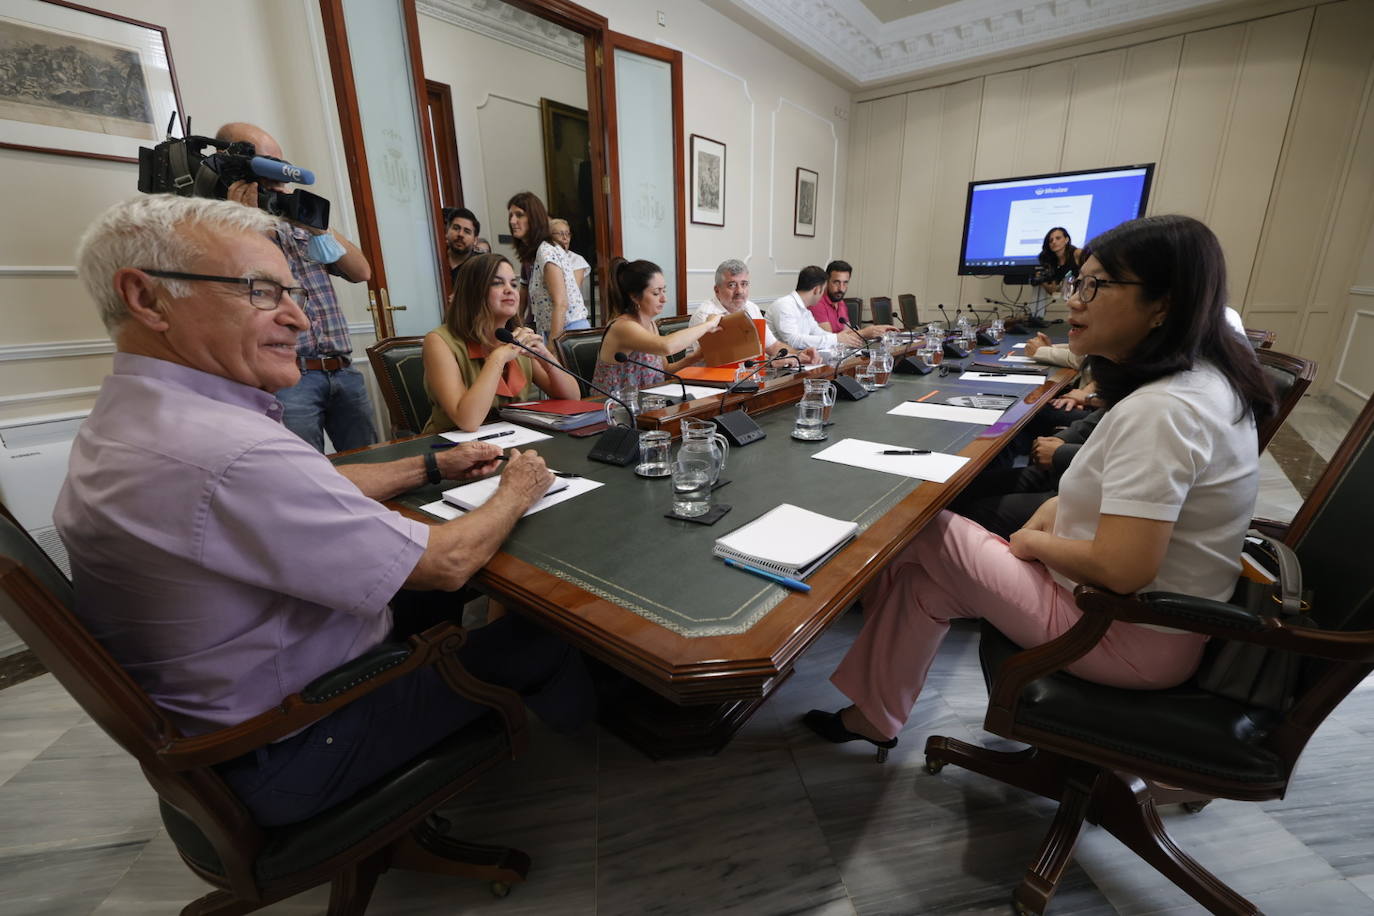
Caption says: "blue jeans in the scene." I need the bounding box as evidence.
[276,366,378,453]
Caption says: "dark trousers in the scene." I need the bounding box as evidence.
[218,593,593,827]
[950,464,1058,540]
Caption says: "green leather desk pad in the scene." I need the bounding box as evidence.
[337,338,1053,638]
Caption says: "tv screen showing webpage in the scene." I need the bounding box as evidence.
[957,164,1155,276]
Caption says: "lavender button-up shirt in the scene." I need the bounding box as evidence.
[54,354,429,736]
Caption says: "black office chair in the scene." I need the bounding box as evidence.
[869,296,894,326]
[655,314,691,364]
[897,293,919,329]
[554,326,605,397]
[1246,327,1277,350]
[0,502,532,914]
[843,297,863,325]
[925,390,1374,915]
[366,336,431,437]
[1255,348,1317,452]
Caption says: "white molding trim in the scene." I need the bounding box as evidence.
[418,0,584,71]
[768,97,840,274]
[732,0,1230,86]
[0,340,113,362]
[1333,309,1374,403]
[348,321,378,336]
[0,266,77,277]
[1351,286,1374,297]
[666,42,757,273]
[0,386,101,409]
[475,92,540,112]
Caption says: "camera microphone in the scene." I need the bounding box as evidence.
[248,157,316,186]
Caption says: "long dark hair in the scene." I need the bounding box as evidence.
[1083,215,1275,424]
[1038,226,1079,271]
[446,253,518,346]
[506,190,552,266]
[607,257,662,317]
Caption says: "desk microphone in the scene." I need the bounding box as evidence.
[614,352,694,402]
[494,328,640,465]
[714,350,793,446]
[936,303,951,329]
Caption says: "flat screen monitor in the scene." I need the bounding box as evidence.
[957,164,1155,277]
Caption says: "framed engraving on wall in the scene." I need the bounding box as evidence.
[0,0,184,164]
[689,134,725,227]
[794,167,818,238]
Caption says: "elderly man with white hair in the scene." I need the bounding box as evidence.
[688,258,819,365]
[54,194,590,828]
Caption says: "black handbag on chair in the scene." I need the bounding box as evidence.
[1195,530,1315,712]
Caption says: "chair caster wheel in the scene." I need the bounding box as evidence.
[925,756,945,775]
[1183,800,1212,814]
[1012,902,1035,916]
[490,881,512,898]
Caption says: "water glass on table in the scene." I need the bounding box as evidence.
[635,430,672,477]
[671,458,714,517]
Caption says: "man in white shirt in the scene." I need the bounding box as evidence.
[767,265,896,353]
[690,259,819,365]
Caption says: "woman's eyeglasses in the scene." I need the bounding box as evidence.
[1063,274,1146,304]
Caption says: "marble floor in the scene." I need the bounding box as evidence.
[2,396,1369,916]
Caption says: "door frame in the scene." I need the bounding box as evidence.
[601,31,687,316]
[317,0,689,329]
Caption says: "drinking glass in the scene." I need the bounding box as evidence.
[634,430,673,477]
[640,394,669,412]
[989,318,1006,343]
[671,458,713,517]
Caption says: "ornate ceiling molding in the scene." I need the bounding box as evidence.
[418,0,584,71]
[725,0,1229,85]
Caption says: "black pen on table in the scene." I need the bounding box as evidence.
[879,449,932,455]
[431,430,514,448]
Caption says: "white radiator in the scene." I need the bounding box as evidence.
[0,409,87,579]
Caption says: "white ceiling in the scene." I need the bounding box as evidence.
[704,0,1245,88]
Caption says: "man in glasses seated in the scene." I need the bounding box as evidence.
[55,195,591,828]
[217,121,377,454]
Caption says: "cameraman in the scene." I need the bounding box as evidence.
[216,122,377,453]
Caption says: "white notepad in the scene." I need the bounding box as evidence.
[713,504,858,578]
[888,401,1006,425]
[439,473,602,517]
[960,371,1046,386]
[439,421,551,448]
[998,354,1037,364]
[810,438,970,483]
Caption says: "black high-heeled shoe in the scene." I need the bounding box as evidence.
[801,709,898,763]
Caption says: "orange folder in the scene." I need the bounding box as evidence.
[696,311,766,368]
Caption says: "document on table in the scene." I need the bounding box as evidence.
[888,401,1006,425]
[642,383,722,401]
[960,371,1046,386]
[419,473,603,520]
[439,421,551,447]
[810,438,970,483]
[998,353,1038,364]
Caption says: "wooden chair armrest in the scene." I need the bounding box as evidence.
[1079,587,1374,663]
[985,611,1114,719]
[156,620,525,770]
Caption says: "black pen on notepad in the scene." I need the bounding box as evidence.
[880,449,932,455]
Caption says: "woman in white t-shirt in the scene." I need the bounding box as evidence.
[507,191,589,341]
[803,215,1278,760]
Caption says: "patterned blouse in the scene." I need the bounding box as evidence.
[591,350,665,396]
[529,241,589,334]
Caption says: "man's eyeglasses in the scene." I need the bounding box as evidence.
[137,269,308,311]
[1062,274,1146,304]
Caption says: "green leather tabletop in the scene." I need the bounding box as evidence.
[336,335,1062,638]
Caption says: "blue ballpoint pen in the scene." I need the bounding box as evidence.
[721,557,812,593]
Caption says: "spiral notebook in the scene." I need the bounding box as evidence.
[713,504,858,579]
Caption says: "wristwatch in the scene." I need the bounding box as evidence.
[423,450,442,486]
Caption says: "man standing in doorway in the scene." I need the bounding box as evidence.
[445,207,481,286]
[216,121,378,453]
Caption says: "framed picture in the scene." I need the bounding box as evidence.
[689,133,725,227]
[539,97,596,277]
[0,0,184,164]
[794,167,819,238]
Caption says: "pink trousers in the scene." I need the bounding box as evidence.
[831,511,1209,739]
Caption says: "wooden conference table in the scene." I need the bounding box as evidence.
[336,334,1071,757]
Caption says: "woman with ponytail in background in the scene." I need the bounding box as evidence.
[592,258,719,395]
